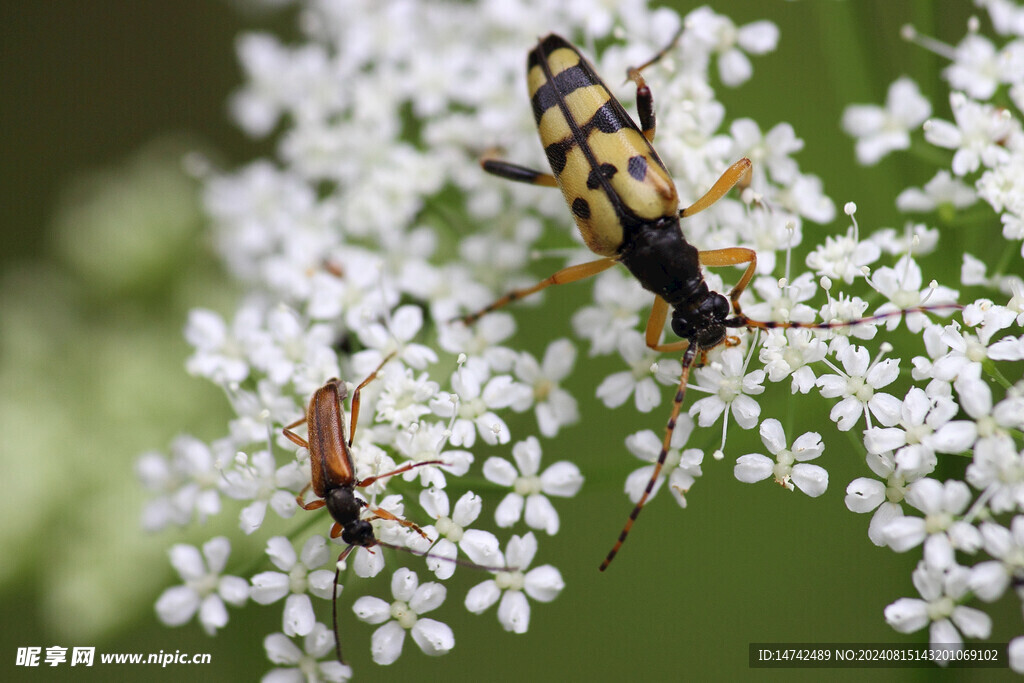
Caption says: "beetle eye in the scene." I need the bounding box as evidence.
[713,293,730,319]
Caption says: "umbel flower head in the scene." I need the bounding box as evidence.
[137,0,1024,678]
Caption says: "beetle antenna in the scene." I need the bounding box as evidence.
[600,342,698,571]
[374,540,513,572]
[726,303,963,333]
[331,545,356,664]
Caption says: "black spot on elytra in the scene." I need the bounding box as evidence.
[544,139,573,175]
[627,156,648,181]
[587,102,624,134]
[571,197,591,219]
[586,163,617,189]
[530,64,592,124]
[552,65,591,98]
[531,84,559,124]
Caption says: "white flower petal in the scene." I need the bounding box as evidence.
[352,545,386,578]
[845,478,885,513]
[634,378,660,412]
[460,529,501,567]
[239,500,268,534]
[791,432,823,461]
[308,570,336,600]
[410,582,446,615]
[266,536,298,571]
[391,567,418,602]
[718,48,752,87]
[168,544,205,581]
[283,593,315,637]
[353,596,391,625]
[540,461,584,497]
[868,502,903,546]
[478,412,511,445]
[155,585,199,626]
[689,395,725,427]
[737,20,779,53]
[868,393,903,426]
[419,487,449,520]
[884,597,929,633]
[831,396,863,431]
[263,633,302,666]
[218,576,250,606]
[731,395,762,429]
[864,427,906,455]
[483,456,518,487]
[198,594,228,635]
[299,535,329,569]
[542,338,576,379]
[930,421,976,453]
[505,533,538,569]
[758,419,786,454]
[929,619,962,650]
[426,538,458,581]
[969,561,1009,602]
[523,565,564,603]
[250,571,289,605]
[202,536,232,574]
[791,463,828,497]
[524,494,560,535]
[905,478,944,514]
[497,590,531,634]
[391,305,423,342]
[922,534,954,571]
[411,618,455,656]
[464,580,500,614]
[596,372,634,408]
[734,454,773,483]
[866,358,900,387]
[1011,637,1024,673]
[883,516,927,551]
[494,493,524,528]
[452,491,483,526]
[371,621,406,665]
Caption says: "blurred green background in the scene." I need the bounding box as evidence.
[2,1,1016,681]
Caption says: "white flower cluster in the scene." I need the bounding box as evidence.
[839,2,1024,668]
[136,0,1024,677]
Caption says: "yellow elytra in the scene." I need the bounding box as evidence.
[526,34,679,256]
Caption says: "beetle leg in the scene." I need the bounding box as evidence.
[459,257,618,325]
[628,67,657,143]
[697,247,757,312]
[626,25,685,142]
[644,295,690,353]
[482,158,558,187]
[348,351,397,446]
[365,506,430,540]
[355,459,447,489]
[282,416,310,449]
[680,158,752,218]
[296,482,327,511]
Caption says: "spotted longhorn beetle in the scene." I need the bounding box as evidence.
[461,32,959,571]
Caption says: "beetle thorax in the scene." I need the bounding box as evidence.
[326,487,362,528]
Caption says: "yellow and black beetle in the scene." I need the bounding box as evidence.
[461,32,956,570]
